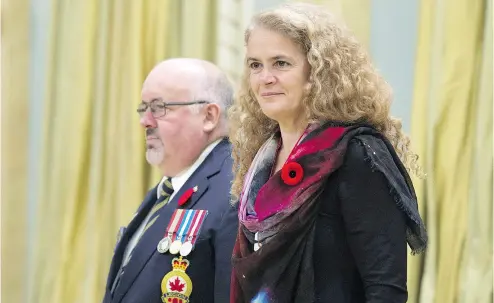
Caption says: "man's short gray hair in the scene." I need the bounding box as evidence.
[192,69,234,124]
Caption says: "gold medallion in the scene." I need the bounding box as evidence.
[161,257,193,303]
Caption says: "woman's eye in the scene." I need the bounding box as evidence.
[249,62,262,70]
[275,60,290,68]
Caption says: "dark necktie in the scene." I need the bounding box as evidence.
[141,178,174,234]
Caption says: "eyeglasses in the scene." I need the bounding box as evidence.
[137,99,210,118]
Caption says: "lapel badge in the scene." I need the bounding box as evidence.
[161,257,193,303]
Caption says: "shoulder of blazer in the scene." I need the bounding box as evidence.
[198,138,232,179]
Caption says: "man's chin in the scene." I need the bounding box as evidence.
[145,149,164,166]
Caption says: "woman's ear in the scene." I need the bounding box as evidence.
[304,81,312,94]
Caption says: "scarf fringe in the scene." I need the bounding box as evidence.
[359,139,428,255]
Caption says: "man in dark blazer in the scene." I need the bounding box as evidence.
[103,58,238,303]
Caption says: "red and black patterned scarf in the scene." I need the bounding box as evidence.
[230,123,427,303]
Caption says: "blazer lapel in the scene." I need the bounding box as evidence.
[179,139,230,210]
[112,140,230,302]
[105,189,157,294]
[112,201,176,302]
[179,139,229,211]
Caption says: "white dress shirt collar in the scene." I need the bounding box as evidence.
[156,139,223,199]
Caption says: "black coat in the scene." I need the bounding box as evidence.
[313,139,408,302]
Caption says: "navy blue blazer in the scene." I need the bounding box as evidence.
[103,140,238,303]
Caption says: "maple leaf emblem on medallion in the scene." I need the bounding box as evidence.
[169,277,185,293]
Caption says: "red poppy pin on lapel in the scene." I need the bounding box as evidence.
[281,162,304,186]
[178,186,198,207]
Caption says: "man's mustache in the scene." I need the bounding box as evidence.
[146,128,158,137]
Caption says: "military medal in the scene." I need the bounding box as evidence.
[169,210,194,255]
[179,241,193,257]
[157,209,183,254]
[179,210,208,257]
[157,209,184,254]
[157,237,171,254]
[168,240,181,255]
[161,209,209,302]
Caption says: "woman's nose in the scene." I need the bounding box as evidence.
[259,68,276,84]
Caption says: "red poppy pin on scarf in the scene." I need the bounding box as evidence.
[281,162,304,186]
[178,186,198,206]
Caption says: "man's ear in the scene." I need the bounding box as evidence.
[203,103,221,133]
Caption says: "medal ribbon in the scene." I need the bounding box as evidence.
[176,210,195,242]
[165,209,185,240]
[188,210,208,245]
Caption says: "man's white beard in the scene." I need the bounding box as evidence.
[146,147,164,166]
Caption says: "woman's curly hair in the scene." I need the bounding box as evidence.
[228,3,421,201]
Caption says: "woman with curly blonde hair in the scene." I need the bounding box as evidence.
[228,3,427,303]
